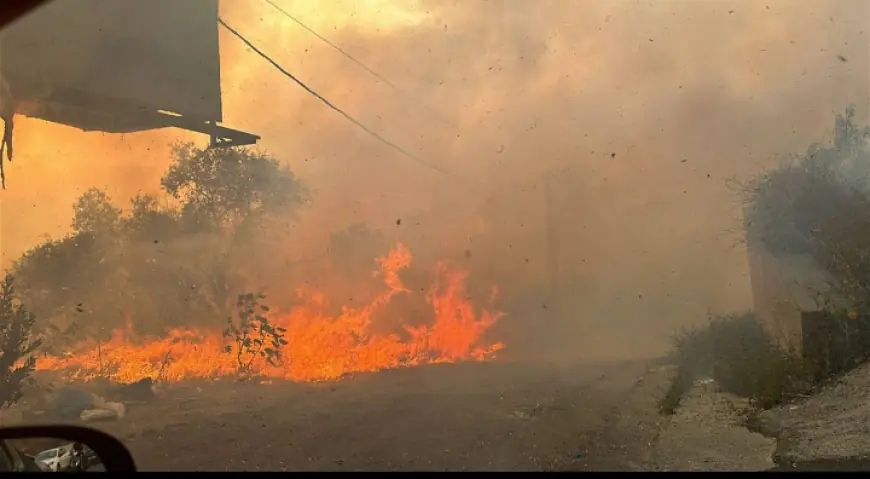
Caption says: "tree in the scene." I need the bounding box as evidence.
[71,188,122,236]
[9,142,309,340]
[812,190,870,311]
[743,106,870,311]
[832,106,870,183]
[162,142,308,232]
[11,233,113,324]
[0,274,43,409]
[160,142,309,317]
[743,107,870,253]
[11,190,132,336]
[123,194,181,243]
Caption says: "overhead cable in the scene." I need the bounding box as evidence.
[218,17,465,182]
[263,0,401,91]
[262,0,455,128]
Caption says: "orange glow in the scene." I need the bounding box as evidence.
[36,243,505,383]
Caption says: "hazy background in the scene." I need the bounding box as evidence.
[1,0,867,360]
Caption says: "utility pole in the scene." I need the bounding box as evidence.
[543,171,561,309]
[534,170,563,358]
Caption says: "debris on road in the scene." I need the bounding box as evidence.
[43,387,95,420]
[649,379,775,471]
[35,385,128,422]
[764,362,870,466]
[80,407,120,422]
[81,394,126,422]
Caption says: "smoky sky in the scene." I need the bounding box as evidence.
[1,0,867,358]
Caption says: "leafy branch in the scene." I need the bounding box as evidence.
[222,292,288,378]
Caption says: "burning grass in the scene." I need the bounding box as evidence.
[35,243,506,383]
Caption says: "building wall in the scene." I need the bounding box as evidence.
[747,246,803,351]
[746,232,837,353]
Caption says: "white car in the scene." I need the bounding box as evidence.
[24,454,53,472]
[0,441,49,472]
[34,445,73,472]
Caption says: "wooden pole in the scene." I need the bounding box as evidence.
[543,171,560,308]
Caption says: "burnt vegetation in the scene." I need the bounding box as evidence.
[662,107,870,415]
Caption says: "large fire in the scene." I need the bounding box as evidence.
[36,243,505,383]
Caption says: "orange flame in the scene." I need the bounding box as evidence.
[36,243,505,383]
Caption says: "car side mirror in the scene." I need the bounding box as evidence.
[0,425,137,472]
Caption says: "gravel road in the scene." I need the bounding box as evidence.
[102,359,671,471]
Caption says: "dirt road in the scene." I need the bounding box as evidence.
[98,359,670,471]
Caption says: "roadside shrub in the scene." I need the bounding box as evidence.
[660,312,812,414]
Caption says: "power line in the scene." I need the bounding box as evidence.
[261,0,456,129]
[262,0,400,91]
[218,17,464,182]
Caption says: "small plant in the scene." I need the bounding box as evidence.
[222,292,288,378]
[0,274,44,409]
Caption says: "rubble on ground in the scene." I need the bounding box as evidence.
[44,387,95,420]
[81,393,127,422]
[13,377,157,423]
[764,362,870,464]
[648,379,776,471]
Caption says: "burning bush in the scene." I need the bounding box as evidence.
[34,243,504,383]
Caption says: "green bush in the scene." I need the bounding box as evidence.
[660,312,812,414]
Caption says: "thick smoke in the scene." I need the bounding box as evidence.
[1,0,867,359]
